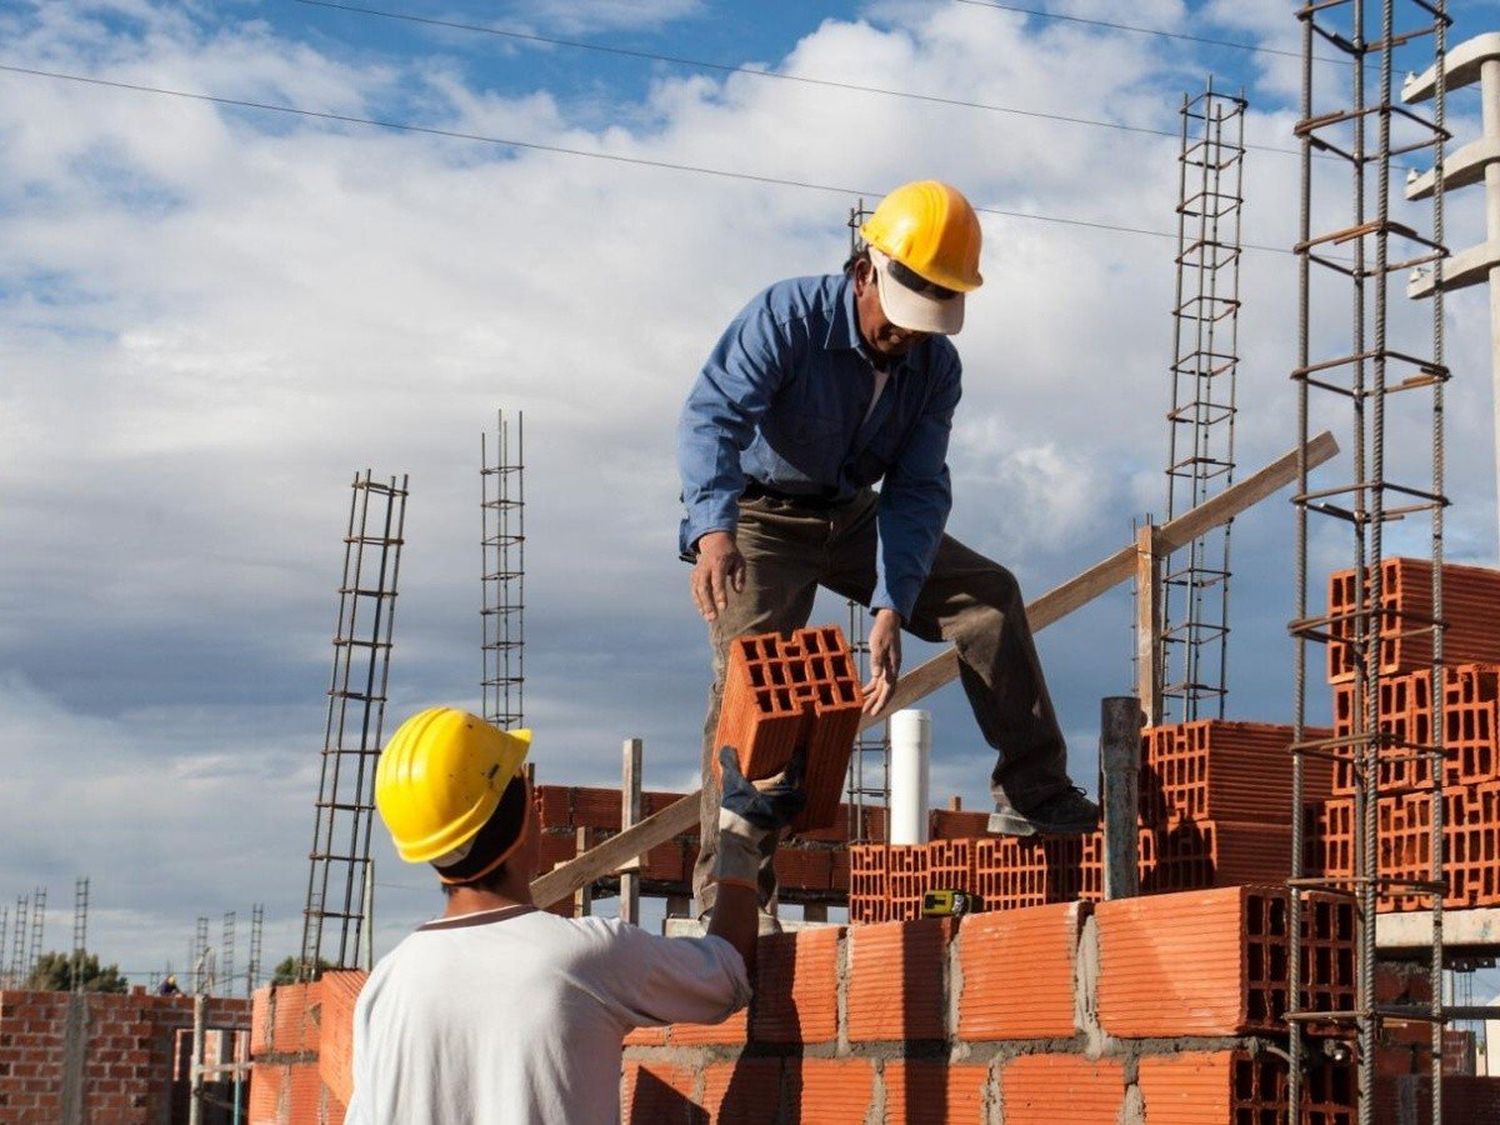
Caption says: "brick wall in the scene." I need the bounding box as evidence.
[0,987,249,1124]
[619,886,1392,1124]
[247,971,366,1125]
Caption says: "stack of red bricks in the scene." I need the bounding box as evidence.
[850,719,1330,921]
[1308,557,1500,912]
[247,970,366,1124]
[621,885,1374,1123]
[0,987,249,1123]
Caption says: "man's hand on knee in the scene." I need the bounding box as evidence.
[691,531,746,622]
[863,609,902,715]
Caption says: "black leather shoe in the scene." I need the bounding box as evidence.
[987,787,1101,837]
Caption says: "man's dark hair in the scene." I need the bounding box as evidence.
[844,246,870,277]
[434,774,528,892]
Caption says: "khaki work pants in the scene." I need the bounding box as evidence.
[692,488,1072,913]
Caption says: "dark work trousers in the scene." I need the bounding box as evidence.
[692,488,1072,913]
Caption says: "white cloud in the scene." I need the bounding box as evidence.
[0,0,1493,977]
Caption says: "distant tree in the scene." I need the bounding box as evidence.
[25,951,129,993]
[271,955,332,985]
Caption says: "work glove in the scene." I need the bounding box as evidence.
[714,746,808,890]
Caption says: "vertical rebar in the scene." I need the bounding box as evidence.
[1162,79,1246,723]
[1288,3,1451,1119]
[9,896,29,987]
[221,912,236,1003]
[482,413,525,730]
[247,904,264,999]
[26,887,45,983]
[70,877,88,993]
[301,471,408,975]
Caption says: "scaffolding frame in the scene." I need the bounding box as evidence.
[301,471,408,976]
[481,412,525,730]
[193,915,209,995]
[9,896,29,987]
[1161,79,1247,724]
[1287,2,1451,1121]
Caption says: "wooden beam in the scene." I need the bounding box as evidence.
[529,431,1339,909]
[1134,524,1162,727]
[619,738,643,925]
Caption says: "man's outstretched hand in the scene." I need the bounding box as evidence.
[863,609,902,716]
[691,531,746,622]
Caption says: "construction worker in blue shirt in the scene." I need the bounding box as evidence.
[678,180,1101,917]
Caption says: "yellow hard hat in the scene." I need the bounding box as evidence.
[375,707,532,865]
[860,181,984,294]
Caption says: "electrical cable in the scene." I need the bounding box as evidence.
[952,0,1346,64]
[0,62,1302,253]
[291,0,1314,161]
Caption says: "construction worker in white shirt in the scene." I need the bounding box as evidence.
[346,706,807,1124]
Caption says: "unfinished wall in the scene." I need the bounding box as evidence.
[246,971,365,1125]
[619,889,1497,1124]
[0,988,249,1124]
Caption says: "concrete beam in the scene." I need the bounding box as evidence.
[1402,31,1500,102]
[1375,907,1500,956]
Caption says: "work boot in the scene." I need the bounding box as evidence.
[988,787,1100,837]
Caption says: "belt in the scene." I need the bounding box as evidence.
[741,479,847,512]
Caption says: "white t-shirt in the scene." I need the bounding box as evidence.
[344,905,750,1124]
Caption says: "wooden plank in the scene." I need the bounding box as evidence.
[1134,524,1162,727]
[619,738,643,924]
[1100,696,1143,900]
[530,431,1339,909]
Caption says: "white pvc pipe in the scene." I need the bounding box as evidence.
[888,709,931,845]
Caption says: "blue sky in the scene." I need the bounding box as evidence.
[2,0,1499,999]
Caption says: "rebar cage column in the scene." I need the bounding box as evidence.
[300,471,408,976]
[482,411,525,730]
[1162,79,1247,724]
[1286,3,1451,1122]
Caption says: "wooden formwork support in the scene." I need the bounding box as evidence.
[530,431,1339,911]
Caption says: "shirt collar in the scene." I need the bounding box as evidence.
[825,274,864,353]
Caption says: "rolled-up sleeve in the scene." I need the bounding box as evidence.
[678,294,793,556]
[873,352,961,620]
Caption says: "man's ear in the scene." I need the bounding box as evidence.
[852,257,873,296]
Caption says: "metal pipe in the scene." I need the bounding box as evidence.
[1100,697,1143,900]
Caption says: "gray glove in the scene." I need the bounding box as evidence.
[715,746,808,889]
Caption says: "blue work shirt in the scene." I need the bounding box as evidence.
[677,273,961,622]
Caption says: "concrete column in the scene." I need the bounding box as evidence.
[1484,59,1500,560]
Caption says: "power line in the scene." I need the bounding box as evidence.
[0,61,1298,254]
[952,0,1346,64]
[291,0,1311,162]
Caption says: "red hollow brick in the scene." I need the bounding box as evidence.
[665,1005,746,1048]
[1096,886,1352,1037]
[247,1060,285,1124]
[713,626,865,831]
[845,918,950,1042]
[787,1059,876,1125]
[849,843,890,925]
[1001,1054,1123,1125]
[621,1061,698,1124]
[882,1060,989,1123]
[700,1058,782,1123]
[957,902,1080,1040]
[750,928,841,1044]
